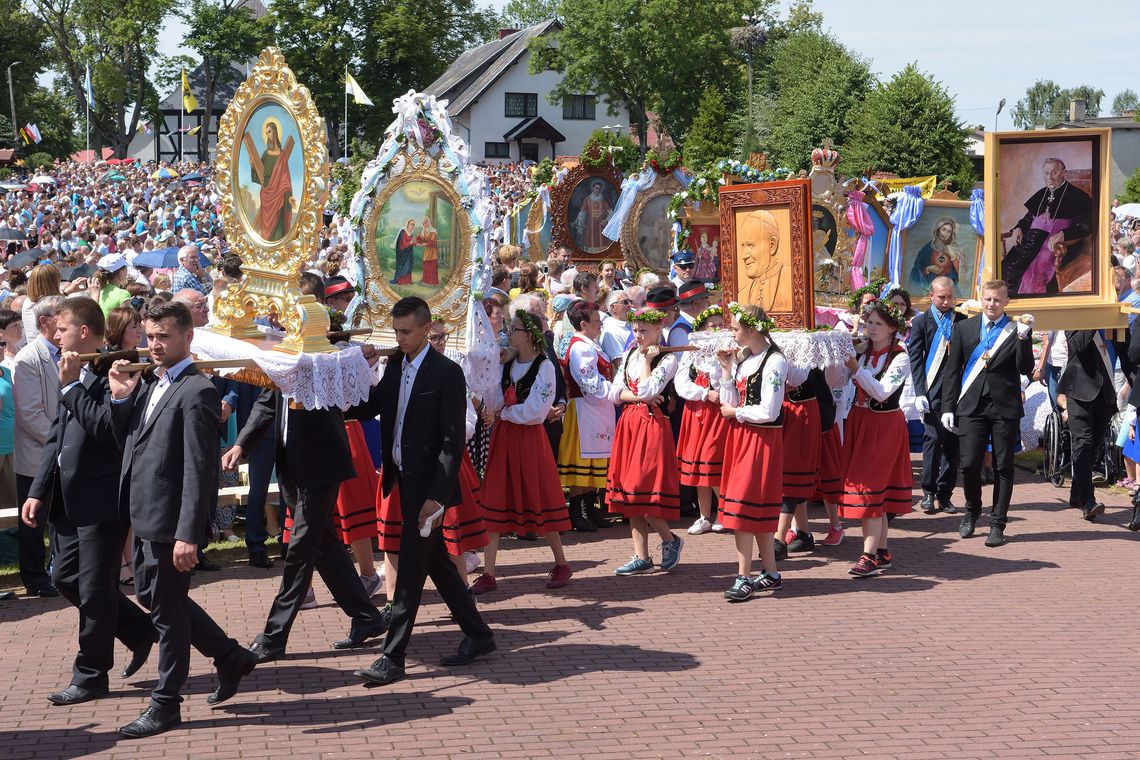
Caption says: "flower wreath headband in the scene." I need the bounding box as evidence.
[692,304,724,331]
[514,309,545,347]
[848,278,887,311]
[727,302,775,333]
[861,300,906,331]
[628,308,667,325]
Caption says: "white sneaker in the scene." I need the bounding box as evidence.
[464,551,481,574]
[711,522,727,533]
[360,573,381,598]
[300,586,317,610]
[687,516,712,535]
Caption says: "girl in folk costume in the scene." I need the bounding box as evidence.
[606,308,685,575]
[557,301,616,532]
[839,301,915,577]
[472,308,573,593]
[675,305,731,535]
[717,303,786,602]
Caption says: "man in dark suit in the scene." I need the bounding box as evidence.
[354,296,494,686]
[941,280,1035,547]
[1057,330,1117,520]
[20,297,155,706]
[222,388,387,663]
[906,276,965,514]
[108,301,256,738]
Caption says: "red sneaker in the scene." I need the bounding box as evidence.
[546,564,573,589]
[470,573,497,595]
[848,554,880,578]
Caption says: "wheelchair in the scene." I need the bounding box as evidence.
[1041,408,1123,489]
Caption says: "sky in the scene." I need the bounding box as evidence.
[155,0,1138,132]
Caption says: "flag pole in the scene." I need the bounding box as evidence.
[180,72,184,164]
[343,66,349,160]
[85,62,90,159]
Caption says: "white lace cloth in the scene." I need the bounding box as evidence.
[193,329,379,410]
[689,329,855,371]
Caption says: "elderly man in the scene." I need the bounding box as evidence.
[171,244,211,297]
[172,288,210,328]
[14,295,65,597]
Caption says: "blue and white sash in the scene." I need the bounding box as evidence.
[959,316,1013,401]
[924,308,954,382]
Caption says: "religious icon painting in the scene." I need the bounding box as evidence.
[235,102,306,246]
[683,202,722,283]
[900,198,982,308]
[718,179,814,329]
[551,163,622,262]
[985,128,1122,330]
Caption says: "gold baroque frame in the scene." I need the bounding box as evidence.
[355,149,473,339]
[899,198,983,311]
[210,47,332,353]
[550,163,623,263]
[621,172,685,273]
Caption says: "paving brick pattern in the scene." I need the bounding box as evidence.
[2,465,1139,759]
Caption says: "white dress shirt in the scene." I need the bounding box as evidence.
[393,344,430,470]
[143,354,195,426]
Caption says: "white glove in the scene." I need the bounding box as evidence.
[915,395,930,414]
[940,412,957,432]
[1016,314,1035,338]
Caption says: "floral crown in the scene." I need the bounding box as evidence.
[727,302,775,333]
[628,308,667,325]
[692,304,725,331]
[514,309,545,348]
[861,299,906,330]
[848,278,888,311]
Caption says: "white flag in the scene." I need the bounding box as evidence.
[345,70,373,107]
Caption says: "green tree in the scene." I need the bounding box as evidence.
[0,0,71,152]
[1113,89,1140,116]
[1011,79,1105,128]
[23,87,78,157]
[501,0,560,26]
[683,87,734,167]
[844,63,973,191]
[1119,167,1140,204]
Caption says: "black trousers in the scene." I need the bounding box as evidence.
[921,411,960,500]
[133,537,245,710]
[16,473,50,591]
[958,411,1019,526]
[1067,398,1112,509]
[50,517,154,689]
[382,475,492,667]
[256,475,381,650]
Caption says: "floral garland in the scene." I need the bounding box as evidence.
[666,163,723,220]
[326,306,346,332]
[847,277,888,311]
[862,300,907,330]
[692,304,724,331]
[515,309,545,348]
[644,148,682,175]
[727,301,775,333]
[628,308,667,324]
[717,158,796,184]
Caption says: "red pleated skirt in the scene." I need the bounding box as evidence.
[719,421,783,534]
[334,421,379,543]
[606,402,681,519]
[481,419,570,534]
[677,399,729,487]
[375,454,488,556]
[813,425,844,503]
[781,398,821,501]
[838,406,915,519]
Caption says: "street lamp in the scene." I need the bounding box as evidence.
[7,61,19,147]
[994,98,1006,133]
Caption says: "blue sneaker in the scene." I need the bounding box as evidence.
[615,556,655,575]
[658,533,684,571]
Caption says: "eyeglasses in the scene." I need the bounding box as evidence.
[510,326,528,333]
[675,262,694,269]
[428,333,447,342]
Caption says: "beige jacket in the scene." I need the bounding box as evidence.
[13,336,59,476]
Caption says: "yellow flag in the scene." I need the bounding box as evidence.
[344,70,373,107]
[182,68,198,113]
[874,175,938,198]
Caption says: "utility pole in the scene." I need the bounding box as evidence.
[6,61,19,147]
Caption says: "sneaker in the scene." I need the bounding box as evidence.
[876,549,892,570]
[786,530,815,553]
[752,572,782,593]
[470,573,498,595]
[615,556,655,575]
[659,534,684,571]
[783,528,796,544]
[724,575,754,602]
[360,573,381,598]
[546,563,573,588]
[687,516,712,535]
[464,551,481,574]
[301,586,318,609]
[822,525,844,546]
[848,554,880,578]
[710,522,727,533]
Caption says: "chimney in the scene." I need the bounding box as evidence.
[1069,98,1086,122]
[499,28,519,39]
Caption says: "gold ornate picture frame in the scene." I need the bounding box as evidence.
[550,163,623,263]
[899,198,983,310]
[621,172,686,273]
[211,47,331,353]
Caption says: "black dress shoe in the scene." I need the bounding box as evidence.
[1081,503,1106,522]
[984,525,1006,547]
[1129,504,1140,532]
[121,639,153,678]
[27,584,58,597]
[48,684,108,706]
[118,706,182,738]
[959,511,978,538]
[440,635,496,666]
[207,649,257,705]
[332,617,388,649]
[248,552,274,569]
[938,498,960,515]
[0,590,15,600]
[920,493,937,514]
[248,640,284,664]
[195,557,221,572]
[354,655,405,686]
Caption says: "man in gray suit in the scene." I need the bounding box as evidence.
[13,294,64,596]
[108,301,256,738]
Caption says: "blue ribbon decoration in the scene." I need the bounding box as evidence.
[969,188,985,292]
[887,185,924,290]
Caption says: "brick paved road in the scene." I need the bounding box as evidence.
[3,467,1139,760]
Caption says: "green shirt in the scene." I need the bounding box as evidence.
[98,284,131,316]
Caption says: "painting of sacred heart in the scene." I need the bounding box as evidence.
[235,101,306,245]
[374,178,459,301]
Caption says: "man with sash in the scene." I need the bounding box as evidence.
[941,280,1035,547]
[906,276,965,514]
[1057,330,1117,521]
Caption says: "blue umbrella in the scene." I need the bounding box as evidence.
[132,246,210,269]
